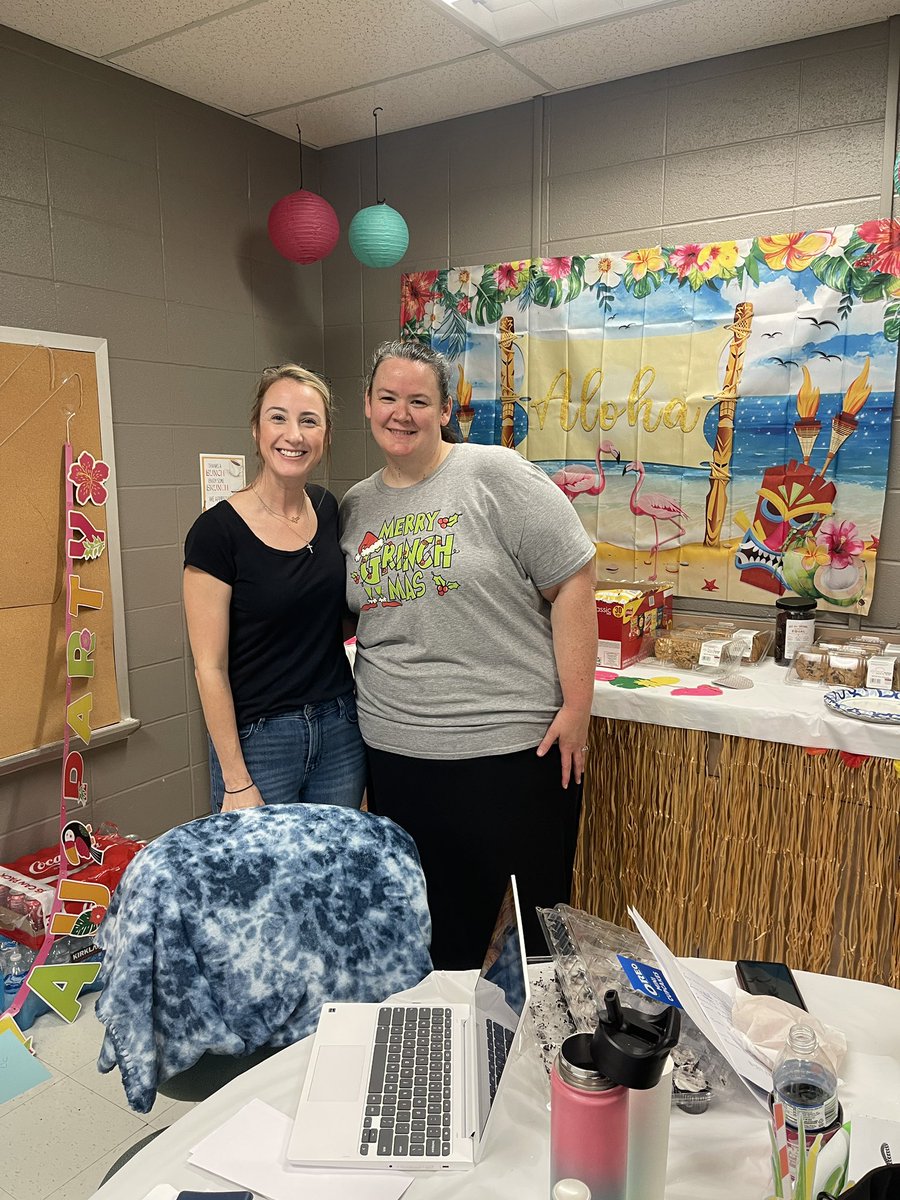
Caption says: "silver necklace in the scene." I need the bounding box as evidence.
[252,484,314,553]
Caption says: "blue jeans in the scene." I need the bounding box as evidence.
[209,692,366,812]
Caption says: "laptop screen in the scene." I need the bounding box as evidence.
[472,877,529,1138]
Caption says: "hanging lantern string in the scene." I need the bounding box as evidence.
[296,124,304,190]
[373,107,383,205]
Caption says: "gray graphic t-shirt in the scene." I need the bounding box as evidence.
[339,443,595,759]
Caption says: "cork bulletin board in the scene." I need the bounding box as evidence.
[0,328,132,772]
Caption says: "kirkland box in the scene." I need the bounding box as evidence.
[595,582,674,669]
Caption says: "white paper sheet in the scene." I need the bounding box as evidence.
[848,1114,900,1179]
[628,908,773,1105]
[188,1098,414,1200]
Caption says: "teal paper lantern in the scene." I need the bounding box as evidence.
[349,202,409,268]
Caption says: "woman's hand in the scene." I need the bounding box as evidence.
[537,703,591,787]
[221,783,265,812]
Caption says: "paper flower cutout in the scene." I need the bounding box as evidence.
[838,750,868,769]
[68,451,110,506]
[671,684,723,697]
[595,669,619,681]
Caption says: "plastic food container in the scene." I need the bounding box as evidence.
[813,635,900,688]
[652,624,772,672]
[786,647,869,688]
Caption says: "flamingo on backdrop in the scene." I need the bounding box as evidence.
[622,459,688,581]
[551,441,620,500]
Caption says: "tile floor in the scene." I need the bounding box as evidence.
[0,992,196,1200]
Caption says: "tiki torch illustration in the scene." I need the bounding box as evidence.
[455,364,475,442]
[793,365,822,464]
[704,301,754,546]
[499,316,518,449]
[821,358,871,473]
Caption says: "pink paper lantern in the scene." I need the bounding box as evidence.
[267,189,340,264]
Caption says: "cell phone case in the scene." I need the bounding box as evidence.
[176,1192,254,1200]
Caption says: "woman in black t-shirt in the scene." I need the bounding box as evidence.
[183,365,365,813]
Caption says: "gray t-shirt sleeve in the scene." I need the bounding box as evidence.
[510,458,596,591]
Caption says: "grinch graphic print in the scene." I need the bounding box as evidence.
[351,510,461,609]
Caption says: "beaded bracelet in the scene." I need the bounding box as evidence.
[224,781,255,795]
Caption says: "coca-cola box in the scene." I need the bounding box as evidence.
[1,830,145,949]
[595,582,674,669]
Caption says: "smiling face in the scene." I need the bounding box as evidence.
[365,357,451,470]
[253,378,328,486]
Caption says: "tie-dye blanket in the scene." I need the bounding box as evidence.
[95,805,432,1112]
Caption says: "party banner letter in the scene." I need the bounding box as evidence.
[66,694,93,745]
[67,631,96,679]
[26,963,102,1023]
[49,880,111,937]
[68,575,104,616]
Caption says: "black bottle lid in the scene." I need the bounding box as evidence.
[775,595,817,611]
[590,988,681,1090]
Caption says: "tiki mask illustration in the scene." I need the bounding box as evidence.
[735,460,836,594]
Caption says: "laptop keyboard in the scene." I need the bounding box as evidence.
[486,1018,514,1101]
[359,1006,453,1159]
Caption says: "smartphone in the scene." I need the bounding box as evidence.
[176,1192,253,1200]
[735,959,807,1010]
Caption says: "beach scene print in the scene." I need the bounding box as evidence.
[401,224,900,612]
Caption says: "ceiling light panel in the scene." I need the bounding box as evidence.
[430,0,671,45]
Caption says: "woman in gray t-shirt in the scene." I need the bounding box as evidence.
[340,341,596,968]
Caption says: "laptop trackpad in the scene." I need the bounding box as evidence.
[308,1044,367,1102]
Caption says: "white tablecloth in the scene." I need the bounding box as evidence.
[591,659,900,759]
[90,960,900,1200]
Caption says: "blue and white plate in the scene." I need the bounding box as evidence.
[824,687,900,725]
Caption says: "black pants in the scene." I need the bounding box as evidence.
[366,745,583,970]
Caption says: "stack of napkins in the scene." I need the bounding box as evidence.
[187,1099,414,1200]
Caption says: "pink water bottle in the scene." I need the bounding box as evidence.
[550,990,680,1200]
[551,1034,628,1200]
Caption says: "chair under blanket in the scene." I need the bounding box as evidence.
[94,804,433,1113]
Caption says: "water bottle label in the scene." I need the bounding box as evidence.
[778,1093,838,1130]
[617,956,682,1008]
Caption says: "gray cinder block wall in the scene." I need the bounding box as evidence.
[0,25,323,855]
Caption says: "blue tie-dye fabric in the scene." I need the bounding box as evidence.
[95,806,432,1112]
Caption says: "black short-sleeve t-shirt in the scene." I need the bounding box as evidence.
[183,486,352,727]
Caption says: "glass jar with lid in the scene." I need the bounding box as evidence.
[774,596,817,665]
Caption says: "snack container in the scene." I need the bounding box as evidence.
[652,623,772,672]
[595,581,673,669]
[786,647,869,688]
[866,645,900,689]
[815,632,887,654]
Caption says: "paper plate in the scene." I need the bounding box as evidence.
[823,687,900,725]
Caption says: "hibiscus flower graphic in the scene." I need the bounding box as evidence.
[67,451,110,506]
[400,270,439,325]
[815,519,864,568]
[856,218,900,277]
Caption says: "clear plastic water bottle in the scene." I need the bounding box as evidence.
[773,1023,838,1132]
[3,944,32,1003]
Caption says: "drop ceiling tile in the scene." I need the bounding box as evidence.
[0,0,237,58]
[114,0,486,115]
[504,0,897,92]
[258,53,540,147]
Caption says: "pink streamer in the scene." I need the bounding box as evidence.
[3,445,76,1020]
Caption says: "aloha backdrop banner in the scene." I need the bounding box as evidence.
[401,223,900,612]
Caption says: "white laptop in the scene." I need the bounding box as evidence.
[287,876,530,1171]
